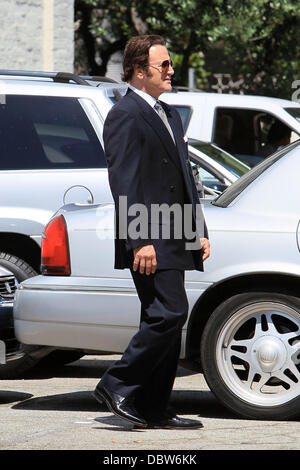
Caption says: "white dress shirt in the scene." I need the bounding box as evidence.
[129,85,158,111]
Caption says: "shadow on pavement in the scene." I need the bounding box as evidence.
[0,391,33,404]
[20,357,116,380]
[11,388,234,420]
[19,357,197,380]
[93,415,136,431]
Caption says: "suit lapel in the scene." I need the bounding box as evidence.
[126,90,182,172]
[125,90,195,207]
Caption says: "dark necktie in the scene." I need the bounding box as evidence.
[154,101,175,144]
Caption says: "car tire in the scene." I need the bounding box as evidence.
[0,252,85,375]
[201,291,300,420]
[0,344,50,379]
[0,252,47,378]
[0,252,37,281]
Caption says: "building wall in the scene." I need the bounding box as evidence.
[0,0,74,72]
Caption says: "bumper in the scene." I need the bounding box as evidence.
[0,302,14,364]
[13,276,141,354]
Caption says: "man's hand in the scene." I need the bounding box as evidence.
[133,245,157,275]
[200,238,210,261]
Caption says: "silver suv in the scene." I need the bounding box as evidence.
[0,71,127,376]
[0,71,127,280]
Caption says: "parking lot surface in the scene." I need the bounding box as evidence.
[0,355,300,451]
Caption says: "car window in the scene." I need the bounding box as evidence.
[257,113,275,147]
[213,108,258,155]
[0,95,106,170]
[285,107,300,123]
[213,140,300,207]
[190,142,249,178]
[213,107,295,158]
[256,114,297,149]
[172,105,192,133]
[189,154,227,194]
[197,166,227,192]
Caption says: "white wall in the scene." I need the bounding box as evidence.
[0,0,74,72]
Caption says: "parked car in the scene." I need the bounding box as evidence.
[0,70,129,371]
[0,70,127,282]
[14,140,300,420]
[0,266,17,367]
[188,140,250,194]
[162,90,300,167]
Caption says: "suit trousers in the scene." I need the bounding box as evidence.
[99,268,188,420]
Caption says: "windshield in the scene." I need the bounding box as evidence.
[191,142,249,178]
[213,140,300,208]
[285,107,300,123]
[171,105,192,133]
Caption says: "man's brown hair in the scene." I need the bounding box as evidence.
[122,35,166,82]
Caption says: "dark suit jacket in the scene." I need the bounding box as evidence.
[103,88,208,271]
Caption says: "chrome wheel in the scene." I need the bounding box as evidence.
[217,301,300,406]
[201,292,300,420]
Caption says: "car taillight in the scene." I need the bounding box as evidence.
[41,215,71,275]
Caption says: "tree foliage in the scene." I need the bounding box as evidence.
[75,0,300,98]
[210,0,300,98]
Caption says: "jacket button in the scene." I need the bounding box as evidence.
[170,185,175,192]
[162,158,168,164]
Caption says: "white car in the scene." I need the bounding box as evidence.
[14,140,300,420]
[163,91,300,166]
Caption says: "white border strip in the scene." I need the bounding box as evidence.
[42,0,54,71]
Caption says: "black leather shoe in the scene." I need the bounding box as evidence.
[144,415,204,430]
[93,385,147,428]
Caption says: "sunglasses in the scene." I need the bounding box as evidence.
[148,59,173,73]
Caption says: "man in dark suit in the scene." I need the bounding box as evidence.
[93,35,210,429]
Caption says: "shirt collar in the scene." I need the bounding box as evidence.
[128,85,157,110]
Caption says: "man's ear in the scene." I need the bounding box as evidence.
[134,64,145,80]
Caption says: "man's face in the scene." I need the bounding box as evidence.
[141,45,174,99]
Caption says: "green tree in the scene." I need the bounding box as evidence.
[75,0,300,98]
[74,0,220,87]
[210,0,300,98]
[132,0,220,87]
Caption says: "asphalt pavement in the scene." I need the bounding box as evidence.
[0,354,300,452]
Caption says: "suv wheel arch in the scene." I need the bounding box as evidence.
[0,233,41,274]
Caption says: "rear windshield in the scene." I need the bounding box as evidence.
[213,140,300,207]
[0,95,106,170]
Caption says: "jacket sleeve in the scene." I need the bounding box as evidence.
[103,107,152,249]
